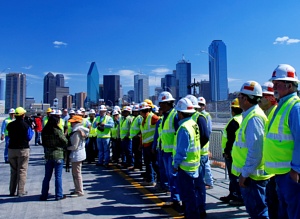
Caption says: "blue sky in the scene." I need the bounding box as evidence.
[1,1,300,103]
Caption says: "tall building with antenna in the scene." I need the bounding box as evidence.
[87,62,100,107]
[176,55,191,100]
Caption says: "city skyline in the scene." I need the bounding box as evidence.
[1,1,300,103]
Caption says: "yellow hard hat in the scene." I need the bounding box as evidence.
[231,98,240,108]
[144,99,154,108]
[46,108,52,113]
[15,107,26,116]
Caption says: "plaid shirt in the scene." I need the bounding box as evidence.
[42,127,68,160]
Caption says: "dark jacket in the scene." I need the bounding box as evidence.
[7,117,34,149]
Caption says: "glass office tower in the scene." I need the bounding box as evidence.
[87,62,100,106]
[103,75,120,106]
[208,40,228,101]
[134,74,149,103]
[43,72,56,106]
[176,56,191,100]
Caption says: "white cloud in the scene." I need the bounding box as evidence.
[53,41,68,48]
[273,36,300,45]
[43,71,85,81]
[22,65,32,70]
[26,73,41,80]
[228,77,242,82]
[150,67,171,76]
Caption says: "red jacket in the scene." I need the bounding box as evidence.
[34,117,42,132]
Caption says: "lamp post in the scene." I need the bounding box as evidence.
[200,51,218,118]
[188,78,201,96]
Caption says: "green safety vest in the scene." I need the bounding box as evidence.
[120,116,132,140]
[58,118,64,132]
[130,115,142,139]
[160,108,177,153]
[173,119,201,172]
[140,113,156,144]
[96,115,111,138]
[156,117,162,149]
[111,121,119,139]
[231,105,271,180]
[4,117,14,136]
[264,96,300,174]
[221,114,243,153]
[88,117,97,137]
[43,116,49,127]
[67,121,72,135]
[197,111,210,156]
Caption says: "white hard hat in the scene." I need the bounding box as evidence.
[76,110,83,115]
[139,102,151,111]
[89,109,96,114]
[112,110,119,116]
[152,105,159,113]
[132,104,140,112]
[158,91,175,103]
[197,97,206,105]
[50,109,56,115]
[240,80,262,97]
[261,82,274,95]
[270,64,299,82]
[9,108,15,114]
[99,105,107,111]
[186,95,200,108]
[56,110,62,115]
[113,106,121,112]
[80,107,86,112]
[122,106,132,112]
[175,98,195,113]
[69,110,75,114]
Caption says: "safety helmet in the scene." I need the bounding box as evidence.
[69,110,75,115]
[56,110,62,115]
[175,98,195,113]
[139,102,151,111]
[152,105,159,113]
[15,107,26,116]
[46,108,52,113]
[99,105,107,111]
[270,64,299,82]
[50,109,56,115]
[132,104,140,112]
[186,95,200,108]
[113,106,121,112]
[231,98,240,108]
[261,82,274,95]
[239,80,262,97]
[197,97,206,105]
[76,110,83,115]
[89,109,96,114]
[122,106,132,112]
[112,110,119,116]
[80,107,86,112]
[158,91,175,103]
[8,108,15,114]
[144,99,154,108]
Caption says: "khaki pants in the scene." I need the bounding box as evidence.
[8,148,30,195]
[72,161,84,195]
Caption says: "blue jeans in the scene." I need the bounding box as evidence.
[204,157,214,186]
[35,131,41,145]
[162,151,180,202]
[97,138,110,165]
[177,168,200,219]
[196,155,207,212]
[225,157,242,200]
[4,136,10,162]
[41,159,64,199]
[143,146,155,183]
[157,149,168,190]
[275,173,300,219]
[121,138,133,167]
[240,178,269,219]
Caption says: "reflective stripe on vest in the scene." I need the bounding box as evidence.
[120,116,131,139]
[89,118,97,137]
[96,115,111,138]
[231,105,271,180]
[198,111,211,155]
[130,115,142,139]
[221,114,243,153]
[173,119,201,172]
[264,96,300,174]
[160,108,177,153]
[141,113,156,144]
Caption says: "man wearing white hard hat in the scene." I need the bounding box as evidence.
[264,64,300,219]
[232,81,272,218]
[111,110,121,163]
[94,105,114,167]
[1,108,15,163]
[173,97,201,218]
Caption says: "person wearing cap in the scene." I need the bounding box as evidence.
[7,107,34,197]
[157,91,181,209]
[111,110,121,163]
[34,113,43,146]
[68,115,89,197]
[61,108,70,123]
[119,106,134,168]
[85,109,98,164]
[40,116,68,201]
[197,96,214,191]
[232,81,272,218]
[42,108,53,128]
[129,104,143,171]
[94,105,114,167]
[139,102,160,186]
[219,98,243,205]
[173,97,201,219]
[264,64,300,219]
[1,108,15,163]
[186,95,210,216]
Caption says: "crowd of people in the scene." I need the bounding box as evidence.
[1,63,300,219]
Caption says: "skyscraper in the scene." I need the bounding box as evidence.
[5,73,26,113]
[208,40,228,101]
[103,75,120,106]
[134,74,149,103]
[87,62,100,107]
[164,73,176,99]
[43,72,56,106]
[0,78,4,100]
[75,92,86,109]
[56,74,64,87]
[176,56,191,100]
